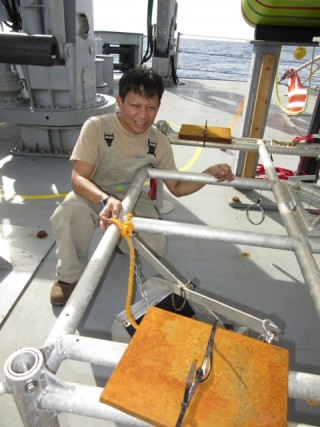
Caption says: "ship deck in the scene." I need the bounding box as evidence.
[0,77,320,426]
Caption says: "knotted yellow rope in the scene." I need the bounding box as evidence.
[109,213,139,329]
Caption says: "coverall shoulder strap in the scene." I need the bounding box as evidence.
[147,126,157,156]
[101,114,114,147]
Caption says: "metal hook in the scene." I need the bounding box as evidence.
[246,197,265,225]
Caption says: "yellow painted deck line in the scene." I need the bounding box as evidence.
[20,193,68,200]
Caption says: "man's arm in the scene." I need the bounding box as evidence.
[71,160,104,205]
[164,164,234,197]
[71,160,121,231]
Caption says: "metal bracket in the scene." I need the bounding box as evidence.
[132,236,281,343]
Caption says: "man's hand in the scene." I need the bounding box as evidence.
[99,196,122,232]
[207,164,234,182]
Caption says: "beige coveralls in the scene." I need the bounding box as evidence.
[51,114,173,284]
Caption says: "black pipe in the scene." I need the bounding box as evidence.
[0,33,60,66]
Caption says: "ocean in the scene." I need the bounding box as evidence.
[146,36,320,86]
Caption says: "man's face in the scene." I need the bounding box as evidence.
[116,90,160,135]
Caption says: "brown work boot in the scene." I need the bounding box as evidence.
[50,281,77,306]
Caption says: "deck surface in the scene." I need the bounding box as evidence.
[0,77,319,426]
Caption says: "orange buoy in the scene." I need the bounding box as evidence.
[287,70,307,113]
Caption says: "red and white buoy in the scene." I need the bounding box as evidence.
[287,70,307,113]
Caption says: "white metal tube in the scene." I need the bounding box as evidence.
[287,423,318,427]
[148,168,273,191]
[258,139,281,181]
[169,137,320,157]
[40,382,151,426]
[44,169,149,360]
[38,373,320,420]
[257,140,320,317]
[294,240,320,316]
[60,334,127,367]
[132,217,320,253]
[278,54,320,81]
[288,371,320,402]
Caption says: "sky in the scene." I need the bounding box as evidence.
[93,0,255,41]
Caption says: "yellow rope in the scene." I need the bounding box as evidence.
[109,213,139,330]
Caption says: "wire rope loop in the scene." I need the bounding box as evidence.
[246,202,265,225]
[261,319,277,344]
[172,287,187,312]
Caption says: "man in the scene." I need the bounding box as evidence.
[50,68,234,306]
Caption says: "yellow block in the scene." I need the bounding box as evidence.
[178,124,231,144]
[100,307,288,426]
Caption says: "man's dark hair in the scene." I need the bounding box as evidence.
[118,68,164,103]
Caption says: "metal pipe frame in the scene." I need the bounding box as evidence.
[257,139,320,316]
[39,382,150,426]
[149,169,274,190]
[171,137,320,157]
[2,341,320,426]
[43,334,320,405]
[131,213,320,319]
[44,167,149,371]
[133,217,320,253]
[44,336,320,405]
[132,238,281,340]
[2,140,320,425]
[157,118,320,157]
